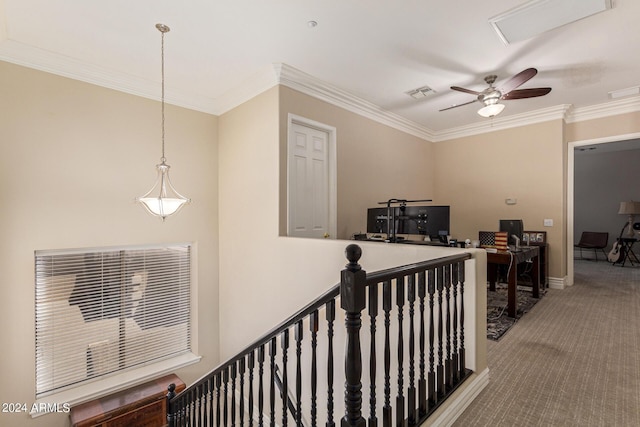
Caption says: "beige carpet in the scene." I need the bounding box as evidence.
[453,260,640,427]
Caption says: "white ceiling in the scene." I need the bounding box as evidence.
[1,0,639,137]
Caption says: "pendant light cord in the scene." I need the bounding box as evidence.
[158,24,169,164]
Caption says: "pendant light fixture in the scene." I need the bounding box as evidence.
[137,23,190,220]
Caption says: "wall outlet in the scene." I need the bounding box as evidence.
[544,219,553,227]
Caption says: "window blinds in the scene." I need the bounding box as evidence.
[35,244,191,397]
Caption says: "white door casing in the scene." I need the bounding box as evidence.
[287,114,337,239]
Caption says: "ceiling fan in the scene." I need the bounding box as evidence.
[440,68,551,117]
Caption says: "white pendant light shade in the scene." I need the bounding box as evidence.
[137,23,190,220]
[477,103,506,117]
[137,162,190,219]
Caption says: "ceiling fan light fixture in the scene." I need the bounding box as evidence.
[478,103,505,118]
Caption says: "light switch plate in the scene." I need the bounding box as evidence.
[544,219,553,227]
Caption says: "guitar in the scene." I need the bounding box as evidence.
[608,224,628,263]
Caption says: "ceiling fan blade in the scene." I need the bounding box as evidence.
[439,99,477,112]
[451,86,482,96]
[501,87,552,100]
[499,68,538,95]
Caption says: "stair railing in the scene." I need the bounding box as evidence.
[167,244,472,427]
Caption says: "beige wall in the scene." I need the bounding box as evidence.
[217,86,466,355]
[278,86,435,239]
[432,120,566,280]
[0,61,220,427]
[217,86,487,424]
[565,111,640,142]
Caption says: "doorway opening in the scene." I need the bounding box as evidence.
[567,132,640,285]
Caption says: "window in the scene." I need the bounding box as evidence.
[35,244,191,397]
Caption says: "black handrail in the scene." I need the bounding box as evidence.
[167,245,473,427]
[365,253,471,284]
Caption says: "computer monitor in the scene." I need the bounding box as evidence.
[499,219,524,246]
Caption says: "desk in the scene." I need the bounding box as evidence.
[486,246,540,318]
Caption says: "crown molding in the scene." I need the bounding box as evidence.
[565,95,640,123]
[2,39,639,139]
[431,104,573,142]
[274,63,436,141]
[0,39,220,114]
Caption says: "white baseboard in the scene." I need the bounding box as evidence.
[426,367,490,427]
[548,276,566,289]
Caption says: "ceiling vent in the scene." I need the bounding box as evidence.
[489,0,613,44]
[609,86,640,99]
[406,85,436,99]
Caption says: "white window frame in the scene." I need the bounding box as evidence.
[32,243,200,417]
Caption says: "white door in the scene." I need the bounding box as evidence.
[287,116,336,239]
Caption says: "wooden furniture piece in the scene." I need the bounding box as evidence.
[574,231,609,261]
[486,246,540,318]
[70,374,185,427]
[524,231,548,287]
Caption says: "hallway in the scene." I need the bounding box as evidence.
[453,260,640,426]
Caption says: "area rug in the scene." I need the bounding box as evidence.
[487,283,541,341]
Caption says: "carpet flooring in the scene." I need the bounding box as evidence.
[454,260,640,427]
[487,283,541,341]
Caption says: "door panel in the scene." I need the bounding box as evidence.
[288,120,334,238]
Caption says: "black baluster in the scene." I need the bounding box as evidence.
[167,383,176,427]
[396,276,405,427]
[212,376,216,426]
[340,243,366,427]
[191,388,197,427]
[369,282,378,427]
[180,392,186,427]
[184,394,190,427]
[327,299,336,427]
[428,269,436,408]
[249,350,255,426]
[259,345,266,427]
[183,395,189,427]
[383,280,392,427]
[270,337,277,427]
[224,367,229,427]
[408,274,416,425]
[216,372,222,427]
[436,266,444,401]
[182,394,188,427]
[281,329,290,427]
[310,309,319,427]
[452,262,459,384]
[231,362,238,427]
[196,383,202,427]
[445,265,452,390]
[417,271,427,417]
[458,261,466,378]
[295,320,303,426]
[240,357,246,426]
[170,393,179,427]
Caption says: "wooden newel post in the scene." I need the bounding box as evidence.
[340,244,367,427]
[166,383,176,427]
